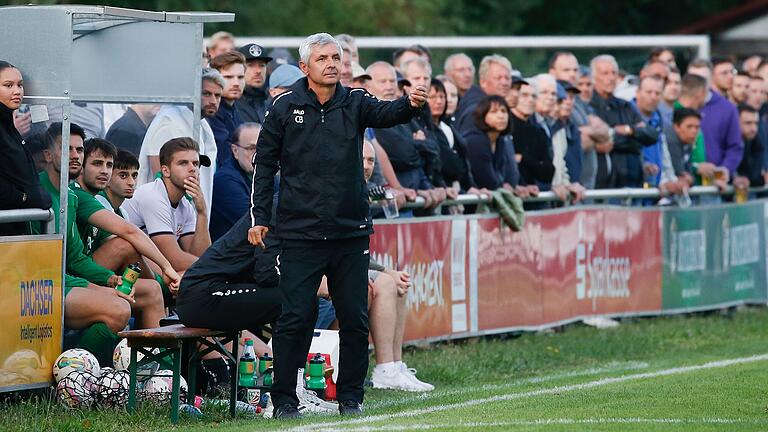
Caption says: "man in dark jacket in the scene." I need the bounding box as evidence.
[248,33,426,419]
[589,55,659,188]
[209,51,246,166]
[235,43,273,125]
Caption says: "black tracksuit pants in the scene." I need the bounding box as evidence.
[270,236,370,407]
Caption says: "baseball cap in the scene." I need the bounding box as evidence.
[237,43,273,63]
[352,62,371,80]
[511,73,528,86]
[556,82,568,101]
[396,71,411,87]
[269,64,305,89]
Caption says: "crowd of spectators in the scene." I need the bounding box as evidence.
[2,31,768,397]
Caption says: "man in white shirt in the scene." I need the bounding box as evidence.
[137,68,224,215]
[124,137,212,273]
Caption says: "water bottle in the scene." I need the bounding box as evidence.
[258,352,273,387]
[116,263,141,295]
[238,339,256,387]
[306,353,327,400]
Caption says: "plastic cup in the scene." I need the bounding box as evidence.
[382,198,399,219]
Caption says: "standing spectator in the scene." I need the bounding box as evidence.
[463,95,518,192]
[247,33,427,419]
[664,74,708,179]
[267,64,306,98]
[207,31,235,60]
[0,61,51,235]
[577,65,594,102]
[730,71,751,105]
[666,108,702,182]
[510,81,553,192]
[746,76,766,110]
[210,123,261,241]
[235,43,273,125]
[688,59,743,180]
[590,55,659,188]
[734,105,765,189]
[455,55,512,132]
[427,78,478,194]
[392,45,430,72]
[660,67,682,125]
[209,51,246,166]
[632,76,666,187]
[351,62,371,87]
[709,57,736,98]
[105,104,159,156]
[553,81,587,201]
[138,68,223,216]
[648,47,677,68]
[743,55,763,78]
[124,138,212,273]
[339,41,354,87]
[335,34,359,64]
[443,53,475,98]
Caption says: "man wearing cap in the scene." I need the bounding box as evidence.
[124,137,212,273]
[267,64,306,98]
[235,43,273,125]
[351,62,371,87]
[248,33,427,419]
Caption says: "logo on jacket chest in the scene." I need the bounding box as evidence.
[293,109,305,124]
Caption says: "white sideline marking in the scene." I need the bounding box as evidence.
[365,361,649,411]
[290,353,768,432]
[312,418,766,431]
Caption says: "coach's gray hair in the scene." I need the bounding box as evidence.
[590,55,619,77]
[299,33,343,64]
[202,67,226,89]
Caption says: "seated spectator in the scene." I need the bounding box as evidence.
[443,53,475,99]
[209,51,246,166]
[365,61,442,209]
[235,43,272,125]
[103,150,139,215]
[510,81,553,193]
[211,123,261,241]
[590,55,659,188]
[688,58,743,183]
[455,55,513,133]
[138,68,222,215]
[124,137,212,273]
[734,105,765,190]
[105,104,159,156]
[463,95,520,191]
[427,78,479,195]
[0,60,52,236]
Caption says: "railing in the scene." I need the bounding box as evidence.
[0,208,56,235]
[397,185,768,210]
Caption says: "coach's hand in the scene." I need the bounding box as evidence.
[248,225,269,249]
[408,85,428,108]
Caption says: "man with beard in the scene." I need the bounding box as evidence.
[209,51,247,166]
[124,137,212,273]
[138,68,223,215]
[235,43,273,125]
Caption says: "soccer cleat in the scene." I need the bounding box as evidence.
[371,367,427,392]
[399,363,435,391]
[338,400,363,416]
[273,403,302,419]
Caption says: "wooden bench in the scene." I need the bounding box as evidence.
[118,324,239,424]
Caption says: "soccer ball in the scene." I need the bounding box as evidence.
[113,338,159,379]
[140,369,187,403]
[53,349,100,382]
[56,370,97,409]
[95,368,130,408]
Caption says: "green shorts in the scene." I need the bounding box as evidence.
[64,275,89,296]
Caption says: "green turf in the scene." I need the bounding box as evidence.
[4,307,768,431]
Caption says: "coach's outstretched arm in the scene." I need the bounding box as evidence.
[248,98,285,249]
[359,85,428,129]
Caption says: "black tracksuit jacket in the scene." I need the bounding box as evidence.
[250,78,419,240]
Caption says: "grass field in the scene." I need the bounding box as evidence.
[4,307,768,431]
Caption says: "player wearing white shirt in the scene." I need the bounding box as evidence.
[124,137,212,272]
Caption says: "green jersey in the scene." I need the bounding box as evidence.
[70,181,113,255]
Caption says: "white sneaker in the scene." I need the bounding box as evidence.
[262,393,274,419]
[371,367,427,392]
[295,369,337,415]
[399,363,434,391]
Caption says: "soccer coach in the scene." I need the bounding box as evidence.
[248,33,427,418]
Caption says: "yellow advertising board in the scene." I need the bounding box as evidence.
[0,239,62,392]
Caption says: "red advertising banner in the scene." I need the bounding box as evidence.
[372,208,663,343]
